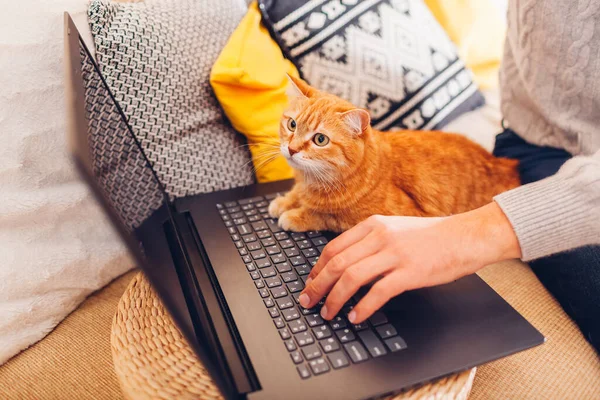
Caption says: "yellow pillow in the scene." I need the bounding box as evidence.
[424,0,506,89]
[210,2,297,183]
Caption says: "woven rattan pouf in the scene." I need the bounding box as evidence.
[111,273,476,400]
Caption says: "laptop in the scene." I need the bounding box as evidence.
[64,13,544,399]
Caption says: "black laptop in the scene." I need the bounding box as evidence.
[64,14,544,400]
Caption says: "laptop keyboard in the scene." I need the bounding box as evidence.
[216,194,407,379]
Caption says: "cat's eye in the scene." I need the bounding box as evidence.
[287,118,296,132]
[312,133,330,147]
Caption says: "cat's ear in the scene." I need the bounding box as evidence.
[341,109,371,135]
[286,74,316,99]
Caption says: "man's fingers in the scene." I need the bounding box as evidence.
[309,220,373,280]
[320,254,392,319]
[349,270,412,324]
[300,232,382,310]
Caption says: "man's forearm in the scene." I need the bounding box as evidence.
[494,150,600,261]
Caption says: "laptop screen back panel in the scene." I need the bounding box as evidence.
[63,13,246,398]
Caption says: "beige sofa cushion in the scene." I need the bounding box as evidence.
[0,271,135,400]
[474,260,600,398]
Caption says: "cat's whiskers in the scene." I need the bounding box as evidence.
[251,152,281,173]
[240,148,282,174]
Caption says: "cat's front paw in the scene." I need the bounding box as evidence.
[268,196,293,218]
[278,210,306,232]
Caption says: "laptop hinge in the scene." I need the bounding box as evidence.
[164,210,259,396]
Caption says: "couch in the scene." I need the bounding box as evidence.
[1,85,599,398]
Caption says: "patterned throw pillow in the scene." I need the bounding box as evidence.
[88,0,255,200]
[259,0,485,131]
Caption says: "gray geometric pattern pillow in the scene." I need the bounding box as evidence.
[88,0,254,200]
[80,44,164,231]
[259,0,485,131]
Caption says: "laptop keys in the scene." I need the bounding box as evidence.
[327,352,349,369]
[261,237,276,247]
[285,339,297,351]
[297,364,311,379]
[294,332,315,347]
[300,306,318,315]
[302,248,318,258]
[242,234,257,243]
[313,325,333,340]
[284,248,300,257]
[344,341,369,363]
[271,254,286,264]
[311,236,328,246]
[270,287,287,298]
[291,232,307,241]
[301,344,322,360]
[268,308,280,318]
[251,250,267,260]
[265,276,282,288]
[256,229,271,239]
[280,271,297,282]
[279,239,294,249]
[353,322,369,331]
[307,256,319,266]
[237,224,252,235]
[273,317,285,329]
[247,242,261,251]
[282,309,300,321]
[276,297,294,310]
[255,258,271,269]
[286,281,304,293]
[329,316,347,330]
[308,358,330,375]
[260,267,276,278]
[358,330,388,358]
[265,219,282,233]
[385,336,407,352]
[376,324,398,339]
[297,240,311,249]
[368,311,388,327]
[295,264,311,276]
[291,351,303,364]
[288,319,307,333]
[289,256,305,266]
[274,232,288,241]
[264,298,275,308]
[306,314,325,327]
[335,329,355,343]
[319,337,340,353]
[279,328,291,340]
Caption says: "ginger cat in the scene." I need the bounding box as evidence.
[268,75,520,232]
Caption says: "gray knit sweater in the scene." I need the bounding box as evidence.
[493,0,600,261]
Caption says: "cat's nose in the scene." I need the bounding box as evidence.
[288,146,299,156]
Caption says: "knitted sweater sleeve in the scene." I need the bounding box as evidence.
[494,149,600,261]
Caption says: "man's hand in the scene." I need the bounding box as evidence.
[298,202,521,324]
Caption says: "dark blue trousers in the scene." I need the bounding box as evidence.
[493,129,600,353]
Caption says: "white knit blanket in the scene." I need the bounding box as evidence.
[0,0,133,364]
